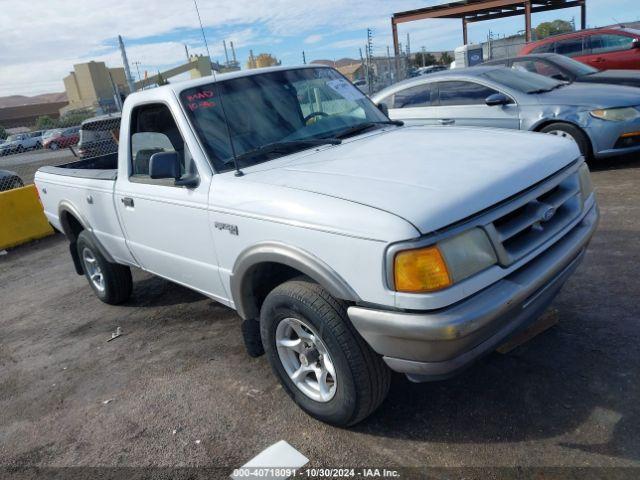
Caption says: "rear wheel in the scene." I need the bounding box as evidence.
[260,278,390,426]
[76,231,132,305]
[49,142,59,150]
[540,123,591,159]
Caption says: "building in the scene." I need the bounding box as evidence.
[62,61,130,115]
[0,101,68,129]
[336,63,365,81]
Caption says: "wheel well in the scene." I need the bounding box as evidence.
[239,262,306,320]
[61,210,84,242]
[533,120,593,156]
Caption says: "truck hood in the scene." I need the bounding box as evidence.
[245,126,580,235]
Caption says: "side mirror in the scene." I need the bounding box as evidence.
[377,102,389,117]
[485,93,511,107]
[633,38,640,49]
[149,151,180,180]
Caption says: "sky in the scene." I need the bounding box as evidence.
[0,0,638,97]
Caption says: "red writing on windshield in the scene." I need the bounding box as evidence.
[186,90,214,102]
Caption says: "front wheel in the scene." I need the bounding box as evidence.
[76,231,132,305]
[49,142,59,150]
[540,123,591,159]
[260,278,390,426]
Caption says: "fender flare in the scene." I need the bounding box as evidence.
[58,201,116,265]
[230,241,360,320]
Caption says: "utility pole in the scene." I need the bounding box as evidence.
[386,45,392,82]
[421,46,426,67]
[118,35,135,94]
[223,39,230,65]
[230,41,237,64]
[366,28,373,95]
[302,51,306,65]
[193,0,211,59]
[132,60,143,87]
[406,33,411,58]
[184,44,190,62]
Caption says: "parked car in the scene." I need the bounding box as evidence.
[417,65,448,76]
[0,131,44,155]
[35,65,598,426]
[372,66,640,159]
[42,126,80,150]
[78,114,121,159]
[483,53,640,88]
[0,170,24,191]
[519,26,640,70]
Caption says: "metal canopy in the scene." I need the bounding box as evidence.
[391,0,586,53]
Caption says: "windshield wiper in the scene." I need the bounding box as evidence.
[231,138,342,165]
[329,120,404,140]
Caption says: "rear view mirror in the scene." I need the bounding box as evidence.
[149,151,180,180]
[485,93,511,106]
[377,102,389,117]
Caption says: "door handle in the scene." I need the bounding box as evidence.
[438,119,455,125]
[121,197,134,207]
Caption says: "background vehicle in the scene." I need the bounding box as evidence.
[0,131,43,155]
[519,27,640,70]
[77,114,120,159]
[373,66,640,159]
[0,170,24,191]
[43,126,80,150]
[417,65,448,76]
[35,65,597,426]
[483,53,640,88]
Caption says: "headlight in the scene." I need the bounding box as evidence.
[393,228,497,293]
[590,107,640,122]
[578,162,594,203]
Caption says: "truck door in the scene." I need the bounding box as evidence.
[115,102,227,302]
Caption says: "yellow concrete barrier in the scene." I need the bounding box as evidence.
[0,185,54,250]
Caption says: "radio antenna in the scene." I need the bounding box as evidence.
[210,68,243,176]
[193,0,242,177]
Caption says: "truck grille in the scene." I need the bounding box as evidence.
[486,166,582,266]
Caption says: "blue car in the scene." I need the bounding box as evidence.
[372,66,640,159]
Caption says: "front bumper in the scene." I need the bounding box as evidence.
[348,203,599,382]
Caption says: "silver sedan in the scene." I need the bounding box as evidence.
[372,66,640,159]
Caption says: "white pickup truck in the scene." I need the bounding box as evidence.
[35,65,598,426]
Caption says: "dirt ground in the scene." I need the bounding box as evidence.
[1,155,639,478]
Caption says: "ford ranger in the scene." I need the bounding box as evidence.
[35,65,598,426]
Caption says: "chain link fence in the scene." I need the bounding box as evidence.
[0,114,120,191]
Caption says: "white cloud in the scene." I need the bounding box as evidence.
[304,34,323,44]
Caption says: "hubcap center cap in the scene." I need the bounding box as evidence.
[300,348,320,367]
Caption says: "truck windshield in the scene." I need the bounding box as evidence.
[180,67,389,172]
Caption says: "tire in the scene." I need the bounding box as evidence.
[260,278,390,426]
[49,142,59,150]
[539,123,591,159]
[76,231,132,305]
[16,145,24,153]
[10,178,23,189]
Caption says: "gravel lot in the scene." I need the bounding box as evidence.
[1,155,639,477]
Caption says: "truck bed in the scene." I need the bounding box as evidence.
[38,153,118,180]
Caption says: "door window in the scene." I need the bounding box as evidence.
[589,34,635,54]
[531,42,555,54]
[129,103,196,183]
[437,81,499,106]
[554,37,584,57]
[393,84,433,108]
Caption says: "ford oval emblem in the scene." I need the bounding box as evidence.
[541,206,556,222]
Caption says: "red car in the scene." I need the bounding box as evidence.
[43,126,80,150]
[519,27,640,70]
